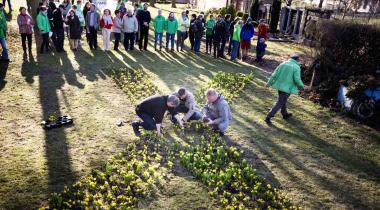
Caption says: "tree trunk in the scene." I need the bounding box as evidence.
[150,0,155,7]
[172,0,177,8]
[270,0,281,33]
[28,0,40,18]
[250,0,260,20]
[318,0,324,8]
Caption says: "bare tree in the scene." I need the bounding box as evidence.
[172,0,177,8]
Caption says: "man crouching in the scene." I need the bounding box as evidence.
[202,88,232,136]
[132,95,180,136]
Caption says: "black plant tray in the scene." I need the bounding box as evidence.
[42,116,73,130]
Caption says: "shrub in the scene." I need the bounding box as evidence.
[305,20,380,104]
[220,5,237,19]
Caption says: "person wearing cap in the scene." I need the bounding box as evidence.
[202,88,232,136]
[0,3,7,61]
[132,95,180,136]
[37,5,51,54]
[85,3,99,50]
[265,54,311,124]
[17,7,35,54]
[169,88,201,126]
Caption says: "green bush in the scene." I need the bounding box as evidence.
[236,11,244,17]
[305,20,380,104]
[220,5,237,19]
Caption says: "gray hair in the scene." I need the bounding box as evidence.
[167,95,180,106]
[205,88,218,97]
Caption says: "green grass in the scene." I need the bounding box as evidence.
[0,2,379,209]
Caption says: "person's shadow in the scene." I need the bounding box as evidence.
[0,60,9,91]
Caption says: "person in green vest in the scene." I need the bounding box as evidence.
[205,14,215,55]
[164,12,178,51]
[153,9,165,51]
[230,20,242,62]
[0,3,8,61]
[37,5,51,54]
[265,53,311,124]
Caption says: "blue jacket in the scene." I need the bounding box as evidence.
[241,23,254,41]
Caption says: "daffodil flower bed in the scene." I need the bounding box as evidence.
[178,123,297,210]
[46,134,174,209]
[196,71,253,103]
[108,67,159,104]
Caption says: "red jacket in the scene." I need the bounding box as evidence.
[100,16,113,29]
[258,23,268,39]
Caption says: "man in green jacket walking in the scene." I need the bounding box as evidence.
[153,10,165,51]
[37,6,51,54]
[265,54,310,124]
[0,3,8,61]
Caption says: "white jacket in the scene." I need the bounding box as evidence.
[178,16,190,32]
[122,15,138,33]
[113,16,123,33]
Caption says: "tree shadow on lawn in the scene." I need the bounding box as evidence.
[229,85,380,208]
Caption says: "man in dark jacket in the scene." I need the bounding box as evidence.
[53,5,65,52]
[136,3,151,51]
[228,17,240,56]
[193,15,203,54]
[220,14,231,58]
[132,95,180,136]
[212,15,226,58]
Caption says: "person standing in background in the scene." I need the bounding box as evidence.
[212,15,226,59]
[164,12,177,52]
[66,9,81,51]
[188,13,196,51]
[176,11,189,52]
[220,14,231,58]
[136,3,151,51]
[52,5,65,52]
[153,10,165,51]
[230,20,242,62]
[0,3,7,61]
[193,14,203,54]
[85,3,99,50]
[17,7,35,55]
[205,14,215,55]
[37,5,51,54]
[240,17,254,61]
[112,9,122,51]
[100,9,113,51]
[122,9,138,51]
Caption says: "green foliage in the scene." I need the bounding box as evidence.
[236,11,244,17]
[305,20,380,103]
[220,5,237,19]
[46,134,172,209]
[108,67,159,104]
[179,123,298,209]
[195,71,253,104]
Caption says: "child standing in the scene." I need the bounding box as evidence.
[256,38,267,62]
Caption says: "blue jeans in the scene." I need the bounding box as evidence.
[176,31,186,51]
[230,40,240,61]
[170,104,202,123]
[123,32,135,50]
[136,111,156,131]
[194,37,201,53]
[0,38,9,60]
[166,32,175,49]
[154,32,163,49]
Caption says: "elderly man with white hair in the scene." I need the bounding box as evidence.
[132,95,180,136]
[202,88,232,136]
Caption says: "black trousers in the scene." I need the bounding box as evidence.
[206,35,213,53]
[213,40,221,58]
[139,26,149,50]
[55,28,65,52]
[88,26,98,49]
[189,32,195,50]
[21,33,32,52]
[40,32,49,53]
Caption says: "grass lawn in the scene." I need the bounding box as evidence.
[0,2,379,209]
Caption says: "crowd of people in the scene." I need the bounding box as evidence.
[12,0,270,62]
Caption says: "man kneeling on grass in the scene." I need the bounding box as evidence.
[202,88,232,136]
[132,95,180,136]
[169,87,202,126]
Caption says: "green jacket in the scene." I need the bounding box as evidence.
[206,19,215,36]
[267,59,304,95]
[37,12,51,34]
[232,24,241,41]
[165,18,178,34]
[154,15,165,33]
[0,10,6,38]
